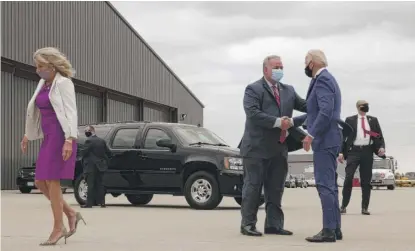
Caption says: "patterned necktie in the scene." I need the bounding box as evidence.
[272,84,286,142]
[271,84,280,106]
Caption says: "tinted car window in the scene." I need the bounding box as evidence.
[111,128,139,148]
[144,129,171,149]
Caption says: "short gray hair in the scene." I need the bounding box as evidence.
[263,55,281,67]
[307,49,328,67]
[356,100,368,107]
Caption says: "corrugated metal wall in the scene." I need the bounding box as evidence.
[1,72,41,189]
[76,93,101,125]
[107,99,137,123]
[1,1,203,125]
[143,102,170,122]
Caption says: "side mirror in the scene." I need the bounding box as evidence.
[156,138,176,151]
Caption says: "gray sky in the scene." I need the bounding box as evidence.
[112,1,415,172]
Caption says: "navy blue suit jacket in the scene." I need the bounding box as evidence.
[301,69,342,150]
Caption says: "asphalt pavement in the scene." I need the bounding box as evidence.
[1,187,414,251]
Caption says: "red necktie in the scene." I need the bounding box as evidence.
[361,117,380,138]
[361,117,367,138]
[272,85,286,143]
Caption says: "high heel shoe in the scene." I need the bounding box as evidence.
[66,212,86,238]
[39,227,68,246]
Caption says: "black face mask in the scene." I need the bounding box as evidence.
[305,63,313,78]
[359,104,369,113]
[85,131,93,137]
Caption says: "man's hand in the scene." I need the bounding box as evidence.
[378,148,385,156]
[337,153,344,163]
[302,135,313,152]
[281,116,293,130]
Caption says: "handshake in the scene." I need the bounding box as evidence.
[281,116,294,130]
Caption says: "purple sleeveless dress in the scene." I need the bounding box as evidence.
[35,86,77,180]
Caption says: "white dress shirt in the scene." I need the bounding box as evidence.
[314,67,326,78]
[354,114,371,146]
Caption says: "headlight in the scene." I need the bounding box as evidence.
[224,157,243,171]
[387,173,395,179]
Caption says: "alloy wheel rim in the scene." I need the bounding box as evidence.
[190,179,212,204]
[78,179,88,201]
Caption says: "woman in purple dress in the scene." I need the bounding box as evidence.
[21,47,86,246]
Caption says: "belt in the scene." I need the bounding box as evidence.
[352,145,372,149]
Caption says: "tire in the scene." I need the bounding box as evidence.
[19,186,32,194]
[74,175,87,206]
[234,197,265,207]
[387,185,395,190]
[125,194,153,205]
[184,171,223,210]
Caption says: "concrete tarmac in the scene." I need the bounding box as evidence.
[1,187,414,251]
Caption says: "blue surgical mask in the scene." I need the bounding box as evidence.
[37,69,53,80]
[271,69,284,82]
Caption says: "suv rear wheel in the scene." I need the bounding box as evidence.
[125,194,153,205]
[184,171,222,210]
[234,197,265,207]
[74,175,87,205]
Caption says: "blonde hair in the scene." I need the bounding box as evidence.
[33,47,74,78]
[307,49,328,67]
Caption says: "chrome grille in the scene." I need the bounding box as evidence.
[372,172,382,180]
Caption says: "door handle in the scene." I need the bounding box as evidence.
[141,154,147,160]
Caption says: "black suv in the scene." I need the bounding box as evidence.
[71,121,264,210]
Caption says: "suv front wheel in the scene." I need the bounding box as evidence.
[184,171,223,210]
[74,175,88,206]
[19,186,32,194]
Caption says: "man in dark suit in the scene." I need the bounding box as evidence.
[298,49,343,243]
[80,125,112,208]
[239,55,307,237]
[338,100,385,215]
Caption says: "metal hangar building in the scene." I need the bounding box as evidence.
[0,1,204,189]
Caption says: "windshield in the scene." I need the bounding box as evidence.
[373,159,392,169]
[174,126,229,146]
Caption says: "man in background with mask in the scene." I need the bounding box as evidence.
[239,55,306,237]
[299,49,343,243]
[80,125,112,208]
[338,100,385,216]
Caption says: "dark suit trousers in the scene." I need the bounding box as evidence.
[241,150,288,229]
[341,146,373,209]
[85,168,105,206]
[314,147,341,230]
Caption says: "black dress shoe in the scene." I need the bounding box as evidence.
[335,228,343,240]
[264,227,293,235]
[362,208,371,215]
[81,205,92,208]
[240,225,263,237]
[305,228,336,243]
[340,207,347,214]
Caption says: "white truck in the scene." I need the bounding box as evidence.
[371,156,397,190]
